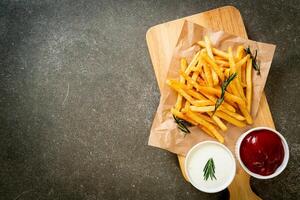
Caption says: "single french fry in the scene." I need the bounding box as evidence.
[215,111,247,128]
[236,55,250,88]
[190,105,215,112]
[210,113,228,131]
[175,92,184,110]
[186,111,224,143]
[241,63,246,86]
[202,53,225,81]
[213,48,229,60]
[171,108,197,125]
[199,125,215,138]
[184,71,200,111]
[246,58,253,112]
[237,47,247,82]
[212,69,219,86]
[203,64,213,87]
[215,59,230,67]
[236,78,246,100]
[175,58,187,110]
[220,107,245,121]
[228,47,247,100]
[239,104,253,124]
[204,36,214,60]
[193,100,214,106]
[185,51,201,75]
[215,56,227,61]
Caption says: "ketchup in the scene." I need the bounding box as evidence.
[240,129,284,176]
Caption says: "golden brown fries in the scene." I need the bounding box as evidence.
[186,111,224,143]
[190,106,215,112]
[215,111,247,128]
[168,35,257,142]
[210,114,228,131]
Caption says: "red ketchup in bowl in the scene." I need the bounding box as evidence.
[240,129,284,176]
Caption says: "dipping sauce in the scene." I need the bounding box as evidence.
[186,141,236,193]
[240,129,284,176]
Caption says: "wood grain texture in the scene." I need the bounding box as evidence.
[146,6,274,200]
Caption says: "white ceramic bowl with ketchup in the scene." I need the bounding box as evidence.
[236,127,289,179]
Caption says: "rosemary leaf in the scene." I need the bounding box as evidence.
[173,115,192,134]
[214,73,237,113]
[203,158,217,181]
[244,46,260,75]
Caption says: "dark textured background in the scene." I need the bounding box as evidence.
[0,0,299,199]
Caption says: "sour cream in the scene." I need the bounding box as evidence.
[185,141,236,193]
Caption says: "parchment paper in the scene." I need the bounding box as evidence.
[148,21,276,156]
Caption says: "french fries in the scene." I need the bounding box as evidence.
[190,106,215,112]
[186,111,224,143]
[168,35,257,143]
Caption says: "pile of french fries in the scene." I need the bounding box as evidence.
[167,36,254,143]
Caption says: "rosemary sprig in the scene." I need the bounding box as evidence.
[244,46,260,75]
[214,73,237,113]
[173,115,192,134]
[203,158,217,181]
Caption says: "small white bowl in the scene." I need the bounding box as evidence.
[185,141,236,193]
[235,127,289,179]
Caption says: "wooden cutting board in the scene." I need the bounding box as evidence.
[146,6,275,200]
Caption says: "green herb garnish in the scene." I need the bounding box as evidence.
[173,115,192,134]
[203,158,217,181]
[244,46,260,75]
[214,73,237,113]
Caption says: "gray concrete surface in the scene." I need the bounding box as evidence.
[0,0,299,199]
